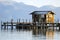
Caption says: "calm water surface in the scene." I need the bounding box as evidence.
[0,29,60,40]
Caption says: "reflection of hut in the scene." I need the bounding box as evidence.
[46,31,54,40]
[30,11,55,26]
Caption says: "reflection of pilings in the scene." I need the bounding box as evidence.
[32,25,39,35]
[32,26,46,35]
[46,31,54,40]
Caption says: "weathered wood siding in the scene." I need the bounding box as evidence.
[46,12,54,23]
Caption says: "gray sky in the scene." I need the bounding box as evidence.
[0,0,60,7]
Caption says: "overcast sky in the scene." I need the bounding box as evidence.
[0,0,60,7]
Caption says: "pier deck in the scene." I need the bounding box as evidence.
[1,21,60,30]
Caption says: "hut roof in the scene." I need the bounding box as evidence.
[30,11,55,15]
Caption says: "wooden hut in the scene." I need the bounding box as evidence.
[30,11,55,27]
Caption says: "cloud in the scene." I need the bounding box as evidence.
[0,0,60,7]
[13,0,60,7]
[0,0,13,1]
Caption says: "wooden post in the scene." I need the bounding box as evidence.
[22,25,23,30]
[56,27,57,31]
[4,23,6,30]
[59,23,60,30]
[16,19,18,30]
[17,19,18,24]
[53,24,54,31]
[11,22,13,30]
[1,21,3,29]
[22,19,24,30]
[11,19,13,30]
[23,19,24,23]
[46,23,48,31]
[56,24,57,30]
[7,21,8,30]
[41,23,42,31]
[59,26,60,30]
[29,19,30,23]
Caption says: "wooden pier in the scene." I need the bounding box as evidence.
[1,19,60,31]
[1,19,32,30]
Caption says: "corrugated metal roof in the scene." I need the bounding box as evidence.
[30,11,54,15]
[34,12,48,14]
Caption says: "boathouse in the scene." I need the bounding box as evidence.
[30,11,55,27]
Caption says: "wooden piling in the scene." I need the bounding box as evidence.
[23,19,24,23]
[7,21,8,30]
[58,20,60,30]
[4,23,6,30]
[22,24,23,30]
[22,19,24,30]
[56,24,57,30]
[58,23,60,31]
[11,19,13,30]
[29,19,30,23]
[1,21,3,30]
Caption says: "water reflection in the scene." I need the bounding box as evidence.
[0,29,60,40]
[46,31,54,40]
[32,29,54,40]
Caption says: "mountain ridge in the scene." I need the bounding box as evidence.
[0,2,60,22]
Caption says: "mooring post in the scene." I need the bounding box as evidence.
[11,19,13,30]
[56,24,57,30]
[59,27,60,30]
[41,23,42,31]
[4,22,6,30]
[59,23,60,30]
[16,19,18,30]
[22,19,24,30]
[1,21,3,30]
[7,21,8,30]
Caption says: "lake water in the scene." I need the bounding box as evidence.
[0,29,60,40]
